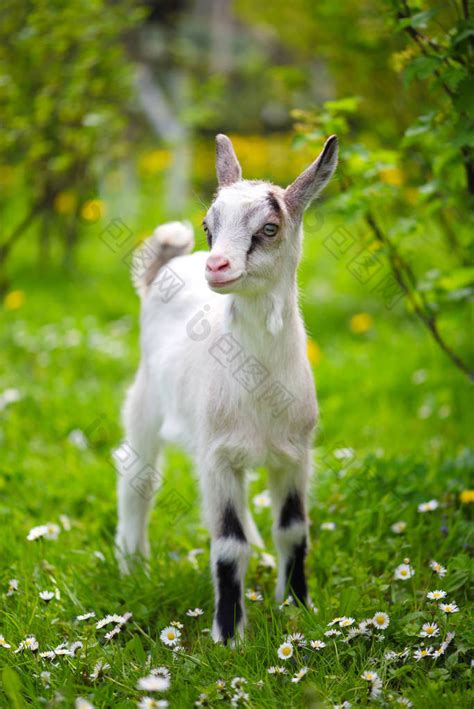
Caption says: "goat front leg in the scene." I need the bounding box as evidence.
[269,452,311,605]
[201,458,250,644]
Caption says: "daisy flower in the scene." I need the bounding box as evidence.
[215,679,226,689]
[137,675,170,692]
[321,522,336,531]
[291,666,309,683]
[40,671,51,688]
[0,635,11,649]
[150,667,171,679]
[413,647,433,660]
[279,596,294,609]
[160,626,181,646]
[328,616,343,626]
[429,560,447,577]
[427,590,446,601]
[105,626,123,640]
[277,642,293,660]
[75,699,95,709]
[324,629,342,637]
[339,617,355,628]
[439,601,459,614]
[186,608,204,617]
[170,621,184,629]
[286,632,306,646]
[230,677,247,689]
[96,612,132,629]
[90,659,110,681]
[310,639,326,649]
[39,591,55,602]
[394,563,415,580]
[418,500,439,513]
[333,703,352,709]
[361,670,379,682]
[231,690,249,706]
[77,612,96,621]
[252,490,271,509]
[138,699,169,709]
[39,651,56,660]
[6,579,19,597]
[27,523,60,541]
[391,521,406,534]
[395,698,412,706]
[267,666,287,674]
[15,635,38,653]
[420,622,439,638]
[245,590,263,602]
[372,612,390,630]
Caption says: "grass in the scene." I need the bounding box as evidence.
[0,201,472,708]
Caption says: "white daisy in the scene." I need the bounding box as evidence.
[413,647,433,660]
[395,698,413,706]
[137,675,170,692]
[39,650,56,660]
[279,596,294,609]
[321,522,336,531]
[286,632,306,646]
[333,703,352,709]
[267,666,287,674]
[291,666,309,683]
[6,579,19,597]
[40,671,51,687]
[138,699,169,709]
[427,590,446,601]
[75,699,95,709]
[258,552,276,569]
[310,639,326,649]
[0,635,11,649]
[15,635,38,653]
[215,679,226,689]
[420,622,439,638]
[39,591,55,602]
[418,500,439,513]
[104,626,122,640]
[160,626,181,646]
[372,612,390,630]
[339,617,355,628]
[277,642,293,660]
[96,612,131,629]
[439,601,459,614]
[328,617,344,626]
[186,608,204,617]
[361,670,379,682]
[27,523,60,541]
[252,490,271,509]
[170,621,183,629]
[324,629,342,637]
[429,560,447,577]
[230,677,247,689]
[390,521,406,534]
[394,563,415,580]
[245,590,263,602]
[90,659,110,681]
[76,612,96,621]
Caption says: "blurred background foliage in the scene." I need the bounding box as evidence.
[0,0,473,377]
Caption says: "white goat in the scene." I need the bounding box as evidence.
[116,133,338,643]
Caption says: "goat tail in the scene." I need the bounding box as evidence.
[132,221,194,297]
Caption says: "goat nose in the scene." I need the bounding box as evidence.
[206,255,230,273]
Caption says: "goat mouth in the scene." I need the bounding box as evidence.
[207,274,243,288]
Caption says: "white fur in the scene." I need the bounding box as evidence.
[115,134,338,641]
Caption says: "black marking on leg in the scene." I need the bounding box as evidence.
[285,538,308,604]
[216,560,242,643]
[220,504,246,541]
[279,491,305,528]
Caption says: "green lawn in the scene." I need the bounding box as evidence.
[0,205,472,708]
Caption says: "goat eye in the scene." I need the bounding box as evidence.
[262,223,278,237]
[203,222,212,247]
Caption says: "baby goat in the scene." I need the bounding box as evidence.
[116,133,338,643]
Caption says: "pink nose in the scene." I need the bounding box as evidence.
[206,255,230,273]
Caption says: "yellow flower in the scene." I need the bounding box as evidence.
[4,290,25,310]
[307,338,321,365]
[379,167,403,186]
[80,199,105,222]
[460,490,474,504]
[139,149,172,174]
[53,191,77,216]
[350,313,373,334]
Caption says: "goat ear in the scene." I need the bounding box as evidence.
[216,134,242,187]
[284,135,338,216]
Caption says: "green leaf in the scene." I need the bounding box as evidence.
[1,668,24,709]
